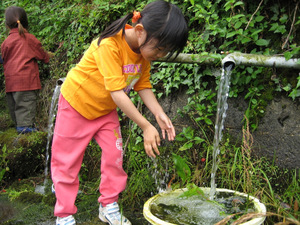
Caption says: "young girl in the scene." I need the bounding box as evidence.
[1,6,52,134]
[51,1,188,224]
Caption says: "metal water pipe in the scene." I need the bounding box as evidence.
[222,52,300,70]
[55,52,300,84]
[57,77,66,86]
[155,52,300,70]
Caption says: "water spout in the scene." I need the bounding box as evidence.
[57,77,66,86]
[222,52,300,70]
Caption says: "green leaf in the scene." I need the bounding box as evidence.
[241,37,251,44]
[284,51,293,60]
[204,118,213,125]
[0,168,6,182]
[226,31,236,38]
[256,39,270,46]
[251,98,258,105]
[289,89,300,100]
[234,1,244,7]
[246,76,252,84]
[255,16,264,22]
[180,184,206,198]
[194,136,205,144]
[234,21,243,29]
[246,67,253,73]
[172,153,191,183]
[282,84,291,92]
[179,142,193,151]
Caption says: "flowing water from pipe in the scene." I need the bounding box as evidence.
[209,64,234,200]
[150,64,234,199]
[44,85,61,178]
[35,84,61,194]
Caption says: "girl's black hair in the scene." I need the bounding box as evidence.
[98,0,188,59]
[5,6,28,37]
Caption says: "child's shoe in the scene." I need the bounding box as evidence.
[99,202,131,225]
[56,215,76,225]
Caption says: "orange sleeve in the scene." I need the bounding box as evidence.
[95,39,127,92]
[133,61,152,92]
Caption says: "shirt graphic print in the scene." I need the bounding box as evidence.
[122,63,142,94]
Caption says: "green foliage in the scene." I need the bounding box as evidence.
[0,0,299,130]
[0,0,142,79]
[0,145,9,183]
[179,183,206,198]
[0,131,47,184]
[180,0,299,130]
[181,88,216,125]
[0,0,299,224]
[172,153,191,184]
[176,127,206,151]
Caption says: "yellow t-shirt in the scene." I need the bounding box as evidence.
[61,25,152,120]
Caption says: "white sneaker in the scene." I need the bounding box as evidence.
[56,215,76,225]
[99,202,131,225]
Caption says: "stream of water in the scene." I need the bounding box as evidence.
[35,84,61,194]
[209,64,234,200]
[44,85,61,178]
[147,64,242,225]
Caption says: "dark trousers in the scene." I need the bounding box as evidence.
[6,90,38,127]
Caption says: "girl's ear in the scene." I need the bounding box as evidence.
[134,24,146,38]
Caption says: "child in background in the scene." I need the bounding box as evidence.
[51,0,188,224]
[1,6,53,134]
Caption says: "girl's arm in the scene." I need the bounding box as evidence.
[138,88,176,141]
[110,90,161,158]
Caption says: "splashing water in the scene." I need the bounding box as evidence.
[151,157,170,194]
[209,64,234,200]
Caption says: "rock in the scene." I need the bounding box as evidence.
[153,90,300,169]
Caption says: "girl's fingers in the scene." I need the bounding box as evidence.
[144,133,161,158]
[145,146,160,158]
[155,135,161,155]
[162,129,166,139]
[165,125,175,141]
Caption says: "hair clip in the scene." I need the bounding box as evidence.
[132,11,141,23]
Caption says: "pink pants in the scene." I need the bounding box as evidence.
[51,94,127,217]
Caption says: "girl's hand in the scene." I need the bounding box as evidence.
[110,90,162,158]
[155,113,176,141]
[143,124,161,158]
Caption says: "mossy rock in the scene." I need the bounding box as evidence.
[0,196,16,224]
[16,191,43,204]
[0,131,47,184]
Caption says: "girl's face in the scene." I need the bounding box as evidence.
[135,24,169,61]
[140,39,169,62]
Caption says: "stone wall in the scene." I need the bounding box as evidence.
[152,90,300,169]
